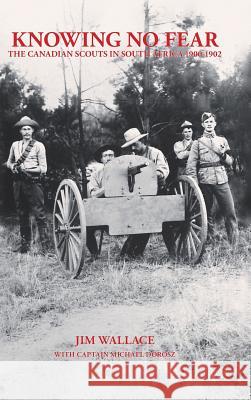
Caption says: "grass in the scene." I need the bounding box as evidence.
[0,216,250,360]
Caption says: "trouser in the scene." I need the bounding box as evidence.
[177,165,187,177]
[86,227,99,255]
[120,223,176,258]
[13,180,49,250]
[200,182,238,245]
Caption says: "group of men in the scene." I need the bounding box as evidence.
[7,112,238,257]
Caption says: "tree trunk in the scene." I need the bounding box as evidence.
[61,54,79,178]
[78,0,87,198]
[143,0,151,137]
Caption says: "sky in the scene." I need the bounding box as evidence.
[0,0,250,109]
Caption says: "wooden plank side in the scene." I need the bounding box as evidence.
[83,195,185,235]
[103,155,158,197]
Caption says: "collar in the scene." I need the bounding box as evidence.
[203,130,216,138]
[22,139,32,144]
[143,146,151,158]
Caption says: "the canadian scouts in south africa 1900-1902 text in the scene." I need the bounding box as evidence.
[0,0,250,399]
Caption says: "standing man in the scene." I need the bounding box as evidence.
[174,120,193,176]
[120,128,173,258]
[7,116,49,253]
[186,112,238,245]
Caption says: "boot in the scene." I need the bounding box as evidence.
[20,236,31,253]
[15,225,31,253]
[13,239,30,253]
[86,228,98,257]
[38,225,51,255]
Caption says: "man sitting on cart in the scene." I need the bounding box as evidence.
[87,144,120,258]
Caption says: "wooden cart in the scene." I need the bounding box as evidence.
[53,155,207,278]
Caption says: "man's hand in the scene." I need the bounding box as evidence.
[91,187,105,198]
[212,142,225,155]
[86,166,95,179]
[157,170,165,185]
[11,164,20,174]
[215,144,227,161]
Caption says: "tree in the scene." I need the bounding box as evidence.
[113,55,219,178]
[214,53,251,213]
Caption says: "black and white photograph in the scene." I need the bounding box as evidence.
[0,0,250,398]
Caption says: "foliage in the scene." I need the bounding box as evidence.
[216,54,251,211]
[215,54,251,170]
[113,55,219,178]
[114,56,219,133]
[112,51,251,191]
[0,64,46,145]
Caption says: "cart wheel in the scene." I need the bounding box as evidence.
[172,175,207,263]
[53,179,86,278]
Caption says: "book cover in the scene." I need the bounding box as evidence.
[0,0,250,399]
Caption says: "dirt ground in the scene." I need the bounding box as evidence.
[0,222,250,362]
[0,303,168,360]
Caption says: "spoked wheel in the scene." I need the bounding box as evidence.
[171,175,207,264]
[53,179,86,278]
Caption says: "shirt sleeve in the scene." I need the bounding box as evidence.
[155,150,169,180]
[186,140,199,180]
[37,142,47,173]
[6,143,15,169]
[88,169,105,198]
[223,138,233,166]
[174,142,190,160]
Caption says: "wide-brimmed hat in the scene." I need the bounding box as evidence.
[94,144,121,162]
[14,116,39,129]
[181,120,193,130]
[121,128,148,148]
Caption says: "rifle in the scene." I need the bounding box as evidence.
[127,161,149,192]
[3,161,43,182]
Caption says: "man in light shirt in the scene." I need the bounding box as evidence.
[7,116,49,253]
[174,120,193,176]
[87,144,119,258]
[88,145,118,198]
[119,128,172,258]
[186,112,238,244]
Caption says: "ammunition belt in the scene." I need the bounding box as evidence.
[199,161,222,168]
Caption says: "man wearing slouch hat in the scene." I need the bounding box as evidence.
[120,128,174,259]
[7,116,49,254]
